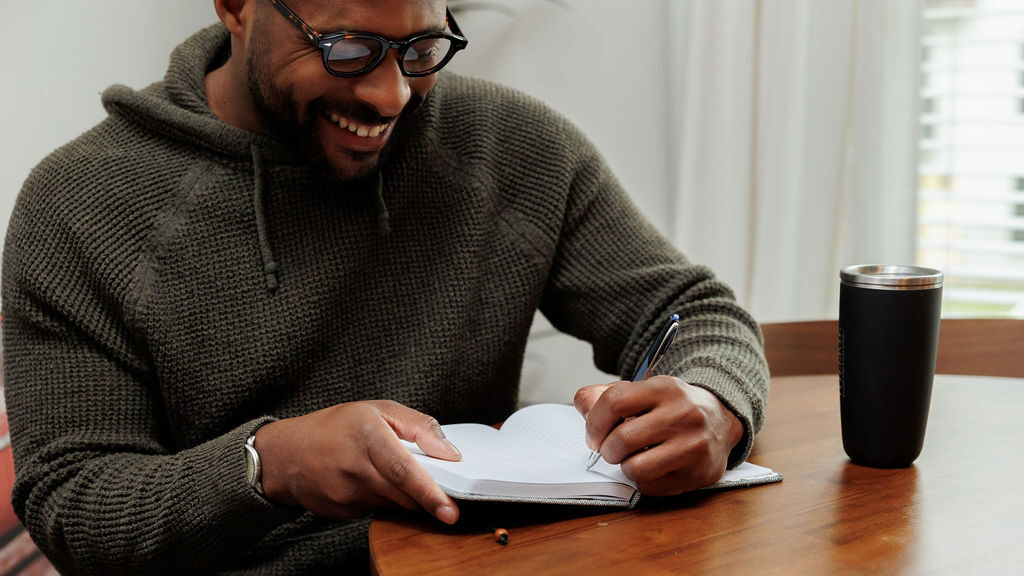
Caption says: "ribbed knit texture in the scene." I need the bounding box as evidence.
[2,24,768,575]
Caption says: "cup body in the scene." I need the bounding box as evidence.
[839,264,943,468]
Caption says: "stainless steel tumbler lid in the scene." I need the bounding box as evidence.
[840,264,943,290]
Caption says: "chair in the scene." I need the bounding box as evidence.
[1,342,59,575]
[760,318,1024,378]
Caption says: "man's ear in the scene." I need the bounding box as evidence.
[212,0,251,37]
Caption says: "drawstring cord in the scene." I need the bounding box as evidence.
[250,145,279,292]
[372,170,391,236]
[249,146,391,291]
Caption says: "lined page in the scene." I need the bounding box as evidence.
[496,403,634,486]
[499,404,592,464]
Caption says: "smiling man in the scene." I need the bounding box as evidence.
[208,0,451,182]
[2,0,769,573]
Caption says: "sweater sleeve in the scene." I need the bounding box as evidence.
[537,136,769,467]
[1,166,300,575]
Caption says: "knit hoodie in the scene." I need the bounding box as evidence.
[2,24,768,575]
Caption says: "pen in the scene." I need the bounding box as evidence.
[585,313,680,471]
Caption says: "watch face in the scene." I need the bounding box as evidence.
[244,443,259,484]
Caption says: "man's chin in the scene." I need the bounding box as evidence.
[313,149,382,183]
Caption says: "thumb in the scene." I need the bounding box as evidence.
[574,384,611,418]
[377,401,462,462]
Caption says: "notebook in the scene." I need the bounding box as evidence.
[405,403,782,508]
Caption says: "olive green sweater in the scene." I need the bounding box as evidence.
[2,24,768,575]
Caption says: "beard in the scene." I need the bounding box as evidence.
[244,14,423,183]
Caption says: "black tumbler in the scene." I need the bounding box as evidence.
[839,264,943,468]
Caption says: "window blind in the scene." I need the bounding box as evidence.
[917,0,1024,317]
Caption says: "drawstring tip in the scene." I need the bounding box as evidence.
[251,144,280,294]
[263,262,279,293]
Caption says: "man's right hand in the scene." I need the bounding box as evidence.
[252,400,462,524]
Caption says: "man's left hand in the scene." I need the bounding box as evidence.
[574,376,744,495]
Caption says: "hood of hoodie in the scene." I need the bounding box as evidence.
[99,24,434,290]
[102,24,300,166]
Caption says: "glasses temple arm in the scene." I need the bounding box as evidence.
[445,7,468,40]
[266,0,322,43]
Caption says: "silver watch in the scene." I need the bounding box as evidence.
[243,434,265,497]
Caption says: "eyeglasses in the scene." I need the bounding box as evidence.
[265,0,469,78]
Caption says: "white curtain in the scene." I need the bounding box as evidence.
[668,0,923,322]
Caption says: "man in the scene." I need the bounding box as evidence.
[2,0,768,573]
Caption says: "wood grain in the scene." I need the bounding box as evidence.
[761,318,1024,378]
[370,374,1024,575]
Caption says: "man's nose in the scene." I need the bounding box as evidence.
[351,52,412,119]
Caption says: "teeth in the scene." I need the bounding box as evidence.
[330,112,387,138]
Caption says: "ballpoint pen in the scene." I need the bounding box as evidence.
[585,313,680,471]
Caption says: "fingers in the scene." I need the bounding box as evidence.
[370,401,461,524]
[617,426,728,496]
[573,384,609,418]
[617,431,713,485]
[582,382,654,451]
[595,411,671,465]
[594,381,709,465]
[588,378,741,497]
[259,401,461,525]
[364,432,460,525]
[630,465,715,497]
[377,401,462,462]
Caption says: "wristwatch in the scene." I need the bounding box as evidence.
[243,433,265,497]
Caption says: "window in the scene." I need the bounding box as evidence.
[917,0,1024,317]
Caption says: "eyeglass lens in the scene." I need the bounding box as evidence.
[326,36,455,75]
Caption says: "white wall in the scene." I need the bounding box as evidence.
[0,1,674,405]
[448,1,673,233]
[0,2,219,262]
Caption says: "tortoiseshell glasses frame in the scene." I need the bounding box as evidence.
[264,0,469,78]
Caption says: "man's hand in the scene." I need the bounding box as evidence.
[574,376,743,496]
[252,400,462,524]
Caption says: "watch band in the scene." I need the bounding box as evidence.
[244,433,265,497]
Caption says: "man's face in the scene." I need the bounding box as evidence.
[245,0,445,182]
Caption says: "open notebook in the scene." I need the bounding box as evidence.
[405,403,782,508]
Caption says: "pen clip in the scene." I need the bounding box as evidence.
[644,322,678,378]
[632,314,680,382]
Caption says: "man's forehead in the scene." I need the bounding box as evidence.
[291,0,447,31]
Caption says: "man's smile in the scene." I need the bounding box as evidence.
[328,111,391,139]
[322,110,395,154]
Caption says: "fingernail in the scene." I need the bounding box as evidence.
[446,440,462,459]
[437,505,459,525]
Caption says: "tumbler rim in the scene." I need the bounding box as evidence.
[840,264,943,290]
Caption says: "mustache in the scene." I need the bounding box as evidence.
[312,93,425,127]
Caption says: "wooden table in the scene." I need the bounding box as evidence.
[369,374,1024,575]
